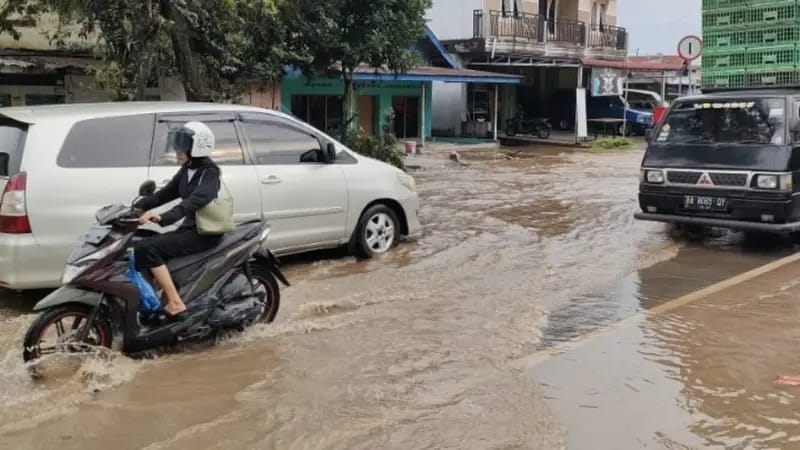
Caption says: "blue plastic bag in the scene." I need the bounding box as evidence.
[125,248,163,315]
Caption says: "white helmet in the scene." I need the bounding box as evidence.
[170,121,215,158]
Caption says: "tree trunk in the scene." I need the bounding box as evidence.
[163,0,208,101]
[341,69,355,141]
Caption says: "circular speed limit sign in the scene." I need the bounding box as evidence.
[678,35,703,61]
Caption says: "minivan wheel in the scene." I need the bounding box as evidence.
[351,205,400,258]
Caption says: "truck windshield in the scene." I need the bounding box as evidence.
[655,98,786,145]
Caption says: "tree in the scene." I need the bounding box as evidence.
[0,0,42,40]
[281,0,431,139]
[38,0,288,101]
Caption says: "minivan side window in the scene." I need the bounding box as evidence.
[151,120,246,166]
[57,114,155,168]
[240,120,326,165]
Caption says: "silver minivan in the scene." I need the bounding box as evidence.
[0,102,421,290]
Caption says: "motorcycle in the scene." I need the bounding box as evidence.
[505,114,552,139]
[22,181,289,362]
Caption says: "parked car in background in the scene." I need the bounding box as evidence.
[587,92,655,136]
[624,89,666,113]
[0,102,421,290]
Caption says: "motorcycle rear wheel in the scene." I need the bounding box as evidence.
[23,304,113,363]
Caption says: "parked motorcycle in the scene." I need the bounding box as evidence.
[505,114,552,139]
[22,181,289,362]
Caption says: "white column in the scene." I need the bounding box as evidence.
[493,83,499,141]
[420,83,426,150]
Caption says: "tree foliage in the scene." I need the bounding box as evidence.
[13,0,289,101]
[281,0,432,138]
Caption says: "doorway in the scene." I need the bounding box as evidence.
[357,95,377,135]
[392,96,420,138]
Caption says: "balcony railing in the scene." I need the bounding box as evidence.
[472,10,626,53]
[588,24,627,51]
[486,10,545,42]
[548,17,586,46]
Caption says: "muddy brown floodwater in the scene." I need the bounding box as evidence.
[0,142,793,449]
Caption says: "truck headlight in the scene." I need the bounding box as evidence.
[756,174,778,189]
[644,170,664,184]
[755,174,793,191]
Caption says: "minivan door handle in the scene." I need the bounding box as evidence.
[261,175,281,185]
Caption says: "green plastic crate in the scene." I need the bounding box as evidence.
[746,44,797,68]
[745,68,800,87]
[702,0,749,9]
[703,8,750,29]
[745,24,800,47]
[704,50,748,69]
[703,1,798,30]
[704,29,748,52]
[748,2,799,25]
[702,70,748,88]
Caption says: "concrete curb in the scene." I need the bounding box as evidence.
[517,251,800,369]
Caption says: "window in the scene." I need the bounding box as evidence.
[0,119,27,176]
[656,99,786,146]
[25,94,65,106]
[241,120,324,165]
[57,114,154,168]
[290,95,343,134]
[152,119,245,166]
[501,0,523,17]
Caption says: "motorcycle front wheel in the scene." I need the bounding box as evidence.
[22,304,113,362]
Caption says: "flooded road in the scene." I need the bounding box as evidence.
[0,142,794,449]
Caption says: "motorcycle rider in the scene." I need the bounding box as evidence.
[134,121,224,320]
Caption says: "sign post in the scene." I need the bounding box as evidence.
[678,35,703,95]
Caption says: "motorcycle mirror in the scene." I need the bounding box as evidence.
[139,180,157,197]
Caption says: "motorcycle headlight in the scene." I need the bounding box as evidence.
[61,239,125,284]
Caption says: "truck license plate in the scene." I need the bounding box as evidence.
[684,195,727,211]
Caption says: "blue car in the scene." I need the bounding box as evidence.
[587,94,654,136]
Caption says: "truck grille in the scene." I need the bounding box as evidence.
[667,171,701,184]
[709,172,748,186]
[666,170,749,186]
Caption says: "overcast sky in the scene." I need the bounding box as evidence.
[618,0,701,56]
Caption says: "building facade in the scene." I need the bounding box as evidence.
[0,14,186,105]
[426,0,628,136]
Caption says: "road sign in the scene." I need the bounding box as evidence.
[678,35,703,62]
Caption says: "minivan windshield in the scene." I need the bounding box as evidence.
[0,119,28,176]
[654,98,786,145]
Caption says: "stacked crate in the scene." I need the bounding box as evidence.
[702,0,800,89]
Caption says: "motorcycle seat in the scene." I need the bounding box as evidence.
[166,222,262,273]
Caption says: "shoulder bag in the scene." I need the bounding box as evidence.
[196,170,235,235]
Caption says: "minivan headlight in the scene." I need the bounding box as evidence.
[398,173,416,192]
[644,170,665,184]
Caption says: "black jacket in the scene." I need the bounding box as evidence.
[135,158,221,230]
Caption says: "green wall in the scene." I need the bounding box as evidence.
[281,76,433,138]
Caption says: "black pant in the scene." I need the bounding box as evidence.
[134,229,222,272]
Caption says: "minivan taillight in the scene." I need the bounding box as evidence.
[0,171,31,234]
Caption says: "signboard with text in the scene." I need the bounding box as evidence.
[591,68,624,97]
